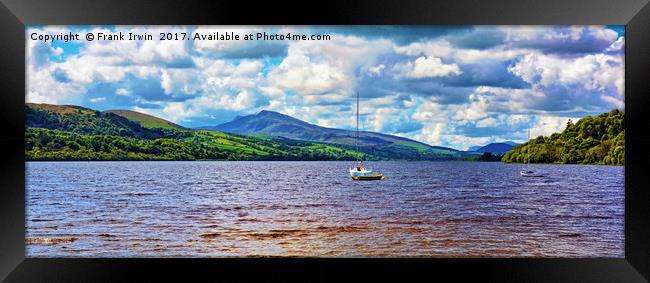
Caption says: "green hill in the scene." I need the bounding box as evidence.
[25,103,367,161]
[502,109,624,165]
[104,109,185,130]
[26,103,175,139]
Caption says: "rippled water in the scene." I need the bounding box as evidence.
[26,161,624,257]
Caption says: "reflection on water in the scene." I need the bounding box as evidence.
[26,161,624,257]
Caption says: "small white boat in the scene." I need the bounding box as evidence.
[349,92,383,181]
[349,163,372,176]
[520,170,546,177]
[349,162,383,180]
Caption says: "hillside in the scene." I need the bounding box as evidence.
[502,109,624,165]
[25,104,367,161]
[104,110,185,130]
[203,110,465,160]
[26,103,175,139]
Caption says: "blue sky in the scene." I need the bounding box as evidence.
[26,25,624,150]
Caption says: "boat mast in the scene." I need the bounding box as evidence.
[527,126,530,165]
[356,91,360,163]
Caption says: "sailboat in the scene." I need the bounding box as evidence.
[349,92,384,181]
[520,126,546,177]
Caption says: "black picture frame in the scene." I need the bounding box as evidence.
[1,0,649,282]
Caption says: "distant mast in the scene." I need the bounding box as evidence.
[356,91,360,162]
[520,119,546,177]
[527,127,530,165]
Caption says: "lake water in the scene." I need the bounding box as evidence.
[26,161,624,257]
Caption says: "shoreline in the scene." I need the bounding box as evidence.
[23,159,624,166]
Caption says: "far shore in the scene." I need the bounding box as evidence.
[24,159,624,166]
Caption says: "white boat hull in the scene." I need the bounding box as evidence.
[520,170,546,177]
[349,167,372,177]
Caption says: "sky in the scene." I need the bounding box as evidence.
[26,25,625,150]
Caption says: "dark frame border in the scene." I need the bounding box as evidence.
[1,0,649,282]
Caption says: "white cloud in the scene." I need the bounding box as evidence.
[601,94,624,109]
[89,97,106,103]
[26,27,86,104]
[411,122,492,150]
[414,123,446,146]
[160,68,203,95]
[506,114,531,126]
[367,64,385,77]
[606,36,625,52]
[508,53,624,98]
[394,40,454,58]
[528,115,580,138]
[217,90,255,111]
[264,103,348,127]
[265,35,393,102]
[27,26,197,105]
[475,117,497,128]
[501,25,618,46]
[162,102,199,122]
[396,56,462,79]
[455,48,531,64]
[84,26,193,66]
[412,98,445,123]
[370,107,399,132]
[116,88,132,96]
[268,53,347,96]
[443,135,492,151]
[394,38,530,64]
[452,94,490,123]
[160,89,259,122]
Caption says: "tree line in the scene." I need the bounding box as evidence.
[502,109,624,165]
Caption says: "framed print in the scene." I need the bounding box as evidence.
[0,0,649,282]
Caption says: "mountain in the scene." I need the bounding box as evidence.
[25,103,367,161]
[202,110,464,160]
[104,110,185,130]
[502,141,519,146]
[468,141,518,152]
[475,142,517,154]
[502,109,624,165]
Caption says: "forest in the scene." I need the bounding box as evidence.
[502,109,624,165]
